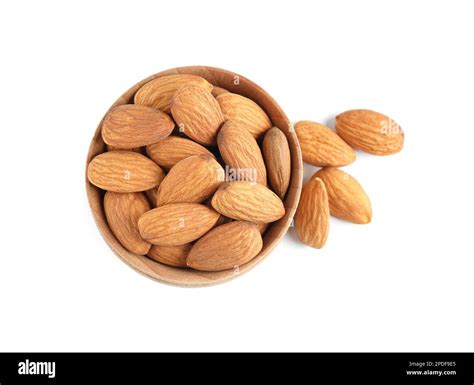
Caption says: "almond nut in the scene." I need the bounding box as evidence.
[138,203,220,246]
[216,93,271,139]
[217,120,267,185]
[294,176,329,248]
[156,154,224,206]
[87,151,165,192]
[295,120,355,167]
[148,243,192,267]
[187,221,262,271]
[102,104,174,149]
[315,167,372,224]
[171,84,225,145]
[104,192,151,255]
[262,127,291,198]
[146,136,214,169]
[211,181,285,224]
[336,109,404,155]
[134,74,212,112]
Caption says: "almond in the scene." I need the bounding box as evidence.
[211,86,229,97]
[315,167,372,224]
[148,243,192,267]
[262,127,291,198]
[335,109,404,155]
[102,104,174,149]
[295,120,355,167]
[256,222,269,235]
[106,144,141,153]
[145,187,158,207]
[216,93,271,139]
[187,221,262,271]
[156,154,224,206]
[87,151,165,192]
[217,120,267,185]
[203,198,233,227]
[146,136,214,169]
[138,203,220,246]
[104,192,151,255]
[171,84,225,145]
[214,214,233,227]
[294,176,329,248]
[211,181,285,224]
[134,74,212,112]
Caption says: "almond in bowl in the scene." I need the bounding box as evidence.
[86,66,303,287]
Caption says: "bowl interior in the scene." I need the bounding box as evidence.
[86,66,302,287]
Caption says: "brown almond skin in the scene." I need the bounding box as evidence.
[256,222,269,235]
[211,86,229,97]
[294,176,329,248]
[211,181,285,224]
[171,84,225,145]
[335,109,404,155]
[262,127,291,198]
[187,221,263,272]
[216,93,271,139]
[146,136,214,169]
[134,74,213,112]
[156,155,224,206]
[102,104,174,149]
[203,198,234,227]
[138,203,220,246]
[217,121,267,185]
[315,167,372,224]
[104,192,151,255]
[106,144,142,153]
[144,187,158,207]
[87,151,165,192]
[295,121,356,167]
[148,243,192,267]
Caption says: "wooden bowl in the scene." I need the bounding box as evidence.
[86,66,302,287]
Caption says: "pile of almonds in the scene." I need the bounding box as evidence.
[294,110,404,249]
[87,74,291,272]
[87,72,405,273]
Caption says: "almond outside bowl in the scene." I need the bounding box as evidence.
[86,66,303,287]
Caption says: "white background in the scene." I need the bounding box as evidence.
[1,0,473,352]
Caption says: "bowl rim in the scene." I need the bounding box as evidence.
[85,65,302,287]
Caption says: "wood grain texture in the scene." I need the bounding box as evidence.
[86,66,303,287]
[87,151,165,192]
